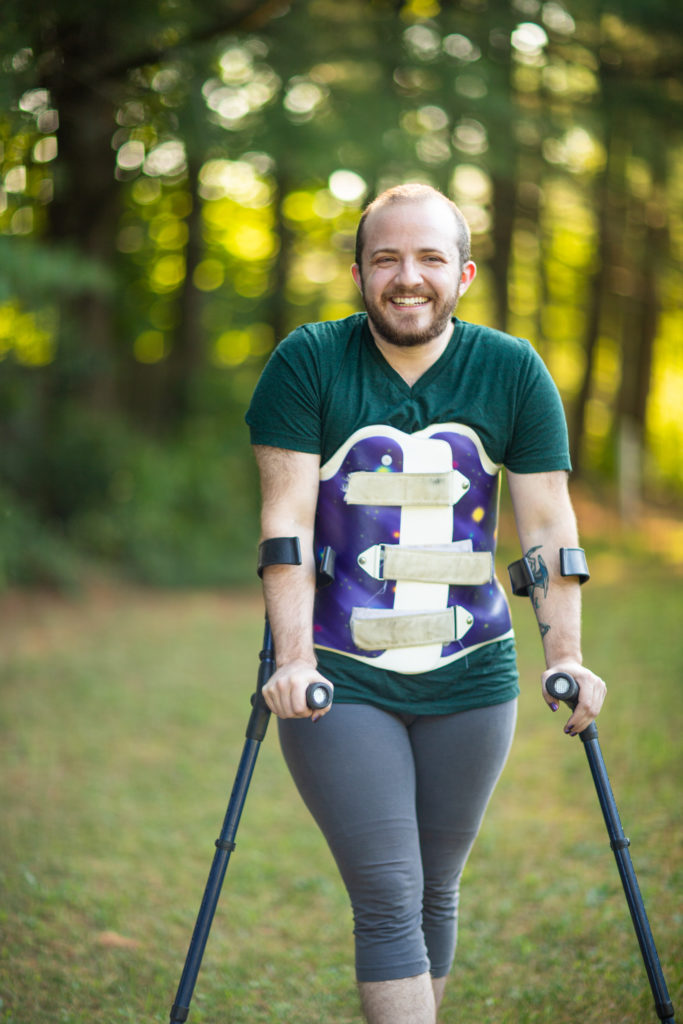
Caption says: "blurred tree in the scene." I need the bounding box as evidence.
[3,0,285,411]
[0,0,681,589]
[565,0,682,508]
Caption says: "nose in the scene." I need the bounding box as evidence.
[394,256,423,288]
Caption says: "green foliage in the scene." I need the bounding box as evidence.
[0,237,113,304]
[0,483,82,588]
[0,399,260,589]
[74,426,260,587]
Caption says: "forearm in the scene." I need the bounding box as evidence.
[507,469,606,733]
[508,476,584,666]
[261,545,317,667]
[253,444,331,718]
[522,537,584,669]
[508,470,582,661]
[255,444,319,663]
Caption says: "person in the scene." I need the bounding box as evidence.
[245,182,606,1024]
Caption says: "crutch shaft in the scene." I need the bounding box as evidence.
[168,620,276,1023]
[168,616,332,1023]
[546,672,675,1023]
[169,736,262,1023]
[580,733,675,1023]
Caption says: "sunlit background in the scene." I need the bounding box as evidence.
[1,0,681,587]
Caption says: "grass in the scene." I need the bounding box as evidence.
[0,527,681,1023]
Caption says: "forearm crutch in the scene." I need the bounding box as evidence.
[168,615,332,1024]
[546,671,676,1024]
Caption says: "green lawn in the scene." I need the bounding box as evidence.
[0,537,681,1023]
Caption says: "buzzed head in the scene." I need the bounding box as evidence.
[354,183,471,273]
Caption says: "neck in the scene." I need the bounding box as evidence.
[369,321,454,387]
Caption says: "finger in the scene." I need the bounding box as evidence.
[544,691,560,712]
[579,680,606,718]
[266,676,315,719]
[263,675,296,718]
[289,686,311,718]
[541,678,562,713]
[262,681,284,717]
[564,688,603,734]
[311,700,333,723]
[273,679,301,719]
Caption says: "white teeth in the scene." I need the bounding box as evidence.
[391,296,429,306]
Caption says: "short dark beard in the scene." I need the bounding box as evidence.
[361,284,459,349]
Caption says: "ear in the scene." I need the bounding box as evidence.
[458,260,477,297]
[351,263,363,293]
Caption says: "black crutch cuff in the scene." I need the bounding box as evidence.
[257,536,302,577]
[508,547,590,597]
[560,547,590,584]
[507,557,535,597]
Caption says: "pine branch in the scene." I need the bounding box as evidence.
[87,0,291,84]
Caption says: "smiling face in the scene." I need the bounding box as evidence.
[352,196,476,350]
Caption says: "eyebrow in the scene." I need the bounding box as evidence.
[369,246,451,258]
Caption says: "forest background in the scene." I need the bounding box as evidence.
[1,0,682,590]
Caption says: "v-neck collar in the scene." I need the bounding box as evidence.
[363,317,462,393]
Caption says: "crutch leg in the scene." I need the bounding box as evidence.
[546,672,676,1024]
[168,617,331,1023]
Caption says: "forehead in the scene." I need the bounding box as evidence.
[362,197,459,257]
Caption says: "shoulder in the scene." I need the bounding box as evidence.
[251,312,367,413]
[457,320,536,359]
[455,321,552,387]
[278,312,367,358]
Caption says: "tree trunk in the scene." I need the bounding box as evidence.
[615,213,662,520]
[270,170,295,347]
[569,183,610,476]
[489,173,515,332]
[40,21,120,410]
[162,157,205,426]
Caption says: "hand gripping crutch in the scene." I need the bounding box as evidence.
[546,671,676,1024]
[168,614,332,1023]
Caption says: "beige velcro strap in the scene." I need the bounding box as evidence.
[345,470,469,507]
[380,546,493,585]
[350,606,473,651]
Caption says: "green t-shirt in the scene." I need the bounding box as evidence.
[246,313,571,715]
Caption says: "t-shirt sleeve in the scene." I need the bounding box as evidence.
[245,327,323,453]
[503,344,571,473]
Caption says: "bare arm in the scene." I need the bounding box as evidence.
[253,444,333,719]
[506,469,606,734]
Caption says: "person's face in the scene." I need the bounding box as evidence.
[352,198,476,349]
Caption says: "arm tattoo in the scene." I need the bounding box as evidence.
[524,545,550,637]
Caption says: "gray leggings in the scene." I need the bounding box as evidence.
[278,698,517,983]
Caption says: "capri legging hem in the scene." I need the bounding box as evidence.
[278,698,517,983]
[356,961,433,985]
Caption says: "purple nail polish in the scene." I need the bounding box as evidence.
[550,702,559,712]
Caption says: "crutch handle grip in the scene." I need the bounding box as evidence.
[306,682,333,710]
[546,671,580,708]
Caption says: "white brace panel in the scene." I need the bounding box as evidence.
[319,423,501,481]
[316,426,509,673]
[345,470,470,507]
[358,544,493,585]
[350,606,474,651]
